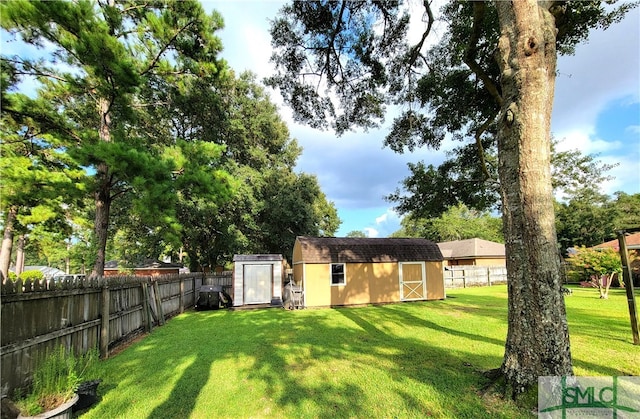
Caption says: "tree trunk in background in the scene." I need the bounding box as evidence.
[0,206,17,280]
[15,235,25,276]
[495,0,573,397]
[91,97,113,278]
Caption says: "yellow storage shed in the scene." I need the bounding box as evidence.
[292,236,445,307]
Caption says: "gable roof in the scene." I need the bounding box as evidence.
[295,236,443,264]
[437,238,505,259]
[592,232,640,251]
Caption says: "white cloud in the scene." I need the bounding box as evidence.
[555,130,623,155]
[376,208,401,226]
[363,227,379,238]
[375,213,388,224]
[626,125,640,135]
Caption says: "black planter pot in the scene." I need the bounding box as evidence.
[73,380,102,412]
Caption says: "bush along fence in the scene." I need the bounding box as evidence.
[443,266,507,288]
[0,272,232,397]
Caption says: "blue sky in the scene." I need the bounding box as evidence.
[209,1,639,237]
[3,2,638,238]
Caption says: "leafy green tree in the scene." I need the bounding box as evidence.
[556,192,640,251]
[555,188,611,250]
[387,140,500,218]
[0,79,85,279]
[1,0,230,277]
[130,70,338,269]
[267,0,634,397]
[388,138,617,220]
[606,192,640,232]
[392,204,503,243]
[346,230,367,238]
[258,171,339,258]
[566,246,622,298]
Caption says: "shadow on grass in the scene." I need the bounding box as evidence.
[81,297,523,418]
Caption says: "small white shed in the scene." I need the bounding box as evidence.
[232,254,283,306]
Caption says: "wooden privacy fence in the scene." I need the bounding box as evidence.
[0,272,232,396]
[444,266,508,288]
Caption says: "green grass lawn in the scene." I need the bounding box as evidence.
[79,285,639,418]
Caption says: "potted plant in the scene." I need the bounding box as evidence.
[16,346,98,419]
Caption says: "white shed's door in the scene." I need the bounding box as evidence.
[244,264,272,304]
[399,262,426,301]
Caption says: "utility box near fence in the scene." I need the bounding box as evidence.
[232,254,283,307]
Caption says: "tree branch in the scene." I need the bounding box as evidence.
[2,58,69,83]
[140,19,198,76]
[323,0,348,84]
[406,0,435,69]
[474,113,498,181]
[463,2,503,107]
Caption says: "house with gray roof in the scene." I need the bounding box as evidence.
[437,238,506,266]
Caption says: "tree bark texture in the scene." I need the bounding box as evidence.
[15,235,25,276]
[0,206,17,280]
[91,97,113,278]
[495,0,572,396]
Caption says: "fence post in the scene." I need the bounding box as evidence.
[141,281,152,333]
[617,232,639,345]
[179,277,185,314]
[100,281,110,358]
[152,279,165,325]
[487,268,491,286]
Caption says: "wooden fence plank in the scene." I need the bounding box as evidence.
[1,273,223,394]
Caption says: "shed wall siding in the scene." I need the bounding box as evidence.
[292,263,304,284]
[303,263,331,307]
[426,261,445,300]
[273,262,282,299]
[292,241,303,264]
[301,261,444,307]
[233,266,244,306]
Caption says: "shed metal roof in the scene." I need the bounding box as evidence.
[296,236,443,264]
[10,266,66,278]
[233,254,283,262]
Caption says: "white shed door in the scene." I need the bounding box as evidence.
[244,264,272,304]
[399,262,426,301]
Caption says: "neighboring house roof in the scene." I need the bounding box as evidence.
[104,260,183,270]
[437,238,505,259]
[295,236,443,263]
[233,254,283,262]
[592,232,640,251]
[10,266,66,278]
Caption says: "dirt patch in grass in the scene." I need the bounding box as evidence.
[108,333,148,357]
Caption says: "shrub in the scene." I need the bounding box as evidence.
[19,270,45,281]
[566,246,622,298]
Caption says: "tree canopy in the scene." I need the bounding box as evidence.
[267,0,634,400]
[1,1,340,276]
[391,203,503,243]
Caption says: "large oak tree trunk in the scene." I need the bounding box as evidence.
[495,1,572,397]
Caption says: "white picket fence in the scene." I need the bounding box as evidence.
[444,265,508,288]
